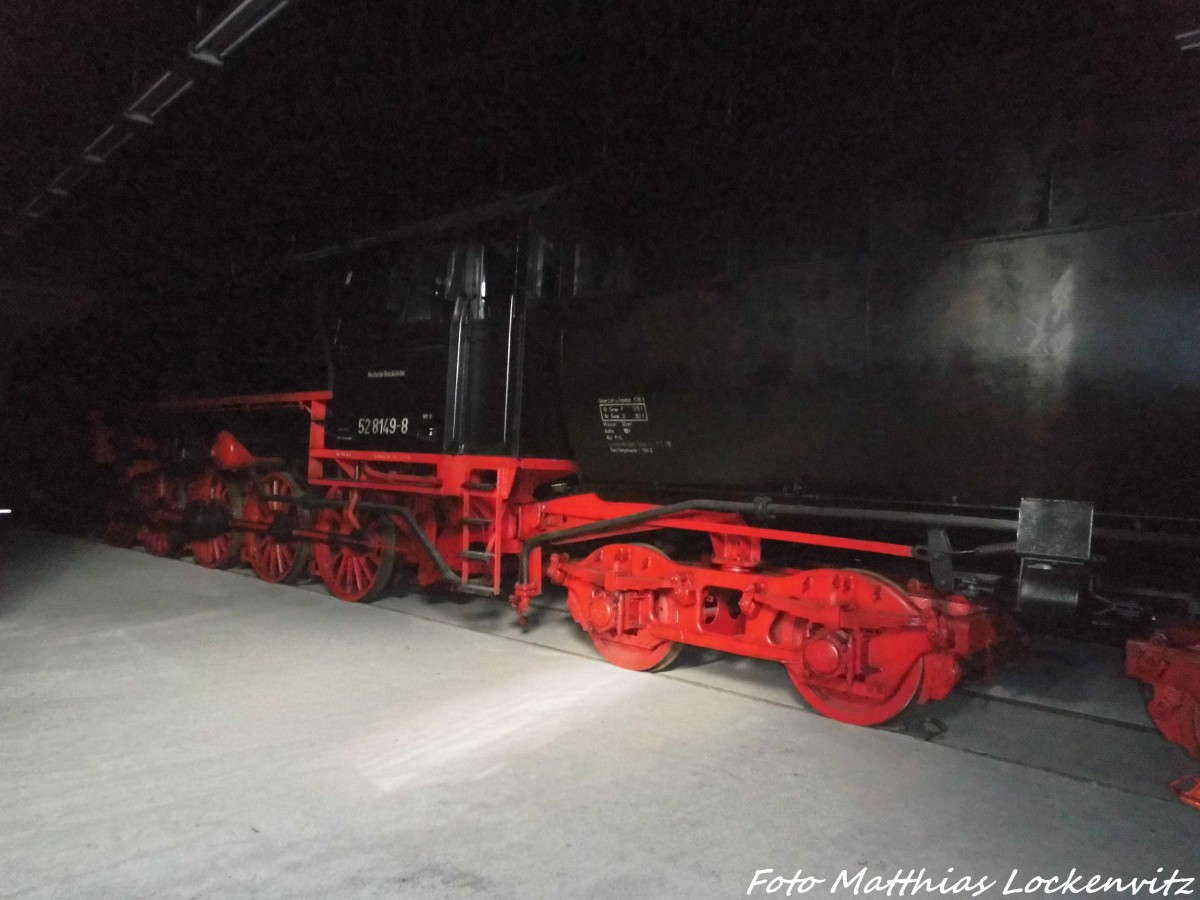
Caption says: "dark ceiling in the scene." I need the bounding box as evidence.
[0,0,1195,291]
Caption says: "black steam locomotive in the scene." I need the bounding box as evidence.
[100,21,1200,756]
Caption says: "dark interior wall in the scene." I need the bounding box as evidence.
[0,0,1197,522]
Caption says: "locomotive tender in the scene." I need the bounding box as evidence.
[98,26,1200,760]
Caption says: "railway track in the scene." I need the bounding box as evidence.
[95,537,1197,805]
[350,575,1195,804]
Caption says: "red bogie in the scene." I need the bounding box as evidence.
[550,543,1023,726]
[1127,628,1200,759]
[1172,776,1200,811]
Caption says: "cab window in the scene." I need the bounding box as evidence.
[385,246,458,326]
[479,240,517,320]
[533,236,565,304]
[573,240,619,296]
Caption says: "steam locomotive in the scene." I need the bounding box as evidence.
[97,25,1200,762]
[95,177,1200,759]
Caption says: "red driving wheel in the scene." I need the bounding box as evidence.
[313,492,396,602]
[188,471,244,569]
[243,471,311,584]
[135,473,183,557]
[102,483,140,548]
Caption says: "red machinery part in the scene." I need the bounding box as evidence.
[211,431,256,471]
[1171,776,1200,811]
[1126,628,1200,759]
[549,543,1025,726]
[211,430,284,472]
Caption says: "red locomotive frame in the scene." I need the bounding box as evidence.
[100,390,1196,753]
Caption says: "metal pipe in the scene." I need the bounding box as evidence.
[251,493,469,586]
[513,498,924,586]
[517,498,1200,585]
[258,489,1200,586]
[382,504,466,587]
[502,287,515,442]
[265,493,1025,586]
[1092,527,1200,549]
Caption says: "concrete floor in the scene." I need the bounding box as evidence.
[1,528,1197,899]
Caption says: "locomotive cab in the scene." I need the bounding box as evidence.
[321,202,577,461]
